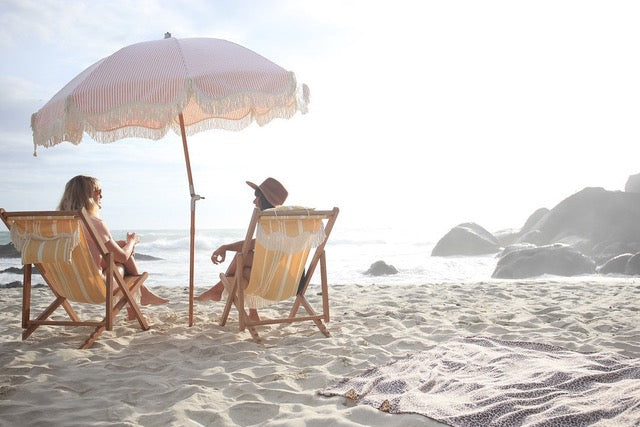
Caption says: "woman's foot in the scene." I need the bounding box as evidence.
[248,308,260,322]
[195,282,224,302]
[140,286,169,306]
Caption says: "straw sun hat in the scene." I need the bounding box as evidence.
[246,177,288,207]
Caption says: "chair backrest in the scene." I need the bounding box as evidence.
[5,211,107,304]
[244,206,331,309]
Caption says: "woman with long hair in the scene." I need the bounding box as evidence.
[58,175,168,318]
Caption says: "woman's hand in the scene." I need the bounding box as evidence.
[126,232,139,258]
[127,232,139,244]
[211,245,226,265]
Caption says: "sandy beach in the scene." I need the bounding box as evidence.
[0,278,638,426]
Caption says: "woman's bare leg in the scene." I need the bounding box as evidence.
[116,241,168,320]
[126,284,168,319]
[217,269,260,321]
[195,283,225,301]
[195,256,238,302]
[240,265,260,321]
[139,286,169,305]
[248,308,260,322]
[196,252,254,302]
[117,240,139,275]
[113,263,138,321]
[197,252,260,319]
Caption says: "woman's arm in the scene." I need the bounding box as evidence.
[211,239,255,264]
[104,232,138,264]
[89,217,136,265]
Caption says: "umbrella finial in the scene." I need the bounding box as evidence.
[164,32,172,39]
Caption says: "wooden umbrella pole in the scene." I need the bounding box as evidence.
[178,113,204,327]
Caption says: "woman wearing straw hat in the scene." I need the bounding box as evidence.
[195,177,288,321]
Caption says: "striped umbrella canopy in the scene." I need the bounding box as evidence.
[31,35,310,326]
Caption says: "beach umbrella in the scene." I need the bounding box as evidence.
[31,34,310,326]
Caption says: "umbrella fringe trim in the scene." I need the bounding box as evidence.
[32,82,310,148]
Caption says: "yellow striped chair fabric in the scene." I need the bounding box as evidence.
[10,216,106,304]
[245,207,325,308]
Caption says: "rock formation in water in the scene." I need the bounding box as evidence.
[433,175,640,278]
[431,223,500,256]
[492,244,596,279]
[597,253,634,275]
[625,172,640,193]
[364,260,398,276]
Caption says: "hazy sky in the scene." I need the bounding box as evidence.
[1,0,639,241]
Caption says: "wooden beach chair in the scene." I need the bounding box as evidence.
[0,208,150,349]
[219,206,339,343]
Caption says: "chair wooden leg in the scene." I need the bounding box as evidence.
[22,326,36,341]
[220,274,264,343]
[219,274,235,326]
[76,275,149,349]
[128,275,149,330]
[33,265,81,323]
[22,296,67,340]
[299,297,330,337]
[238,306,251,332]
[124,300,148,330]
[320,253,329,323]
[112,295,149,331]
[289,296,302,319]
[105,254,113,331]
[313,320,330,337]
[60,300,81,322]
[112,274,149,331]
[237,281,246,332]
[81,326,106,349]
[22,264,32,328]
[247,326,263,344]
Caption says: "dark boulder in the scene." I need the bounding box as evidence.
[497,243,537,259]
[2,281,23,288]
[597,253,634,275]
[625,172,640,193]
[1,267,24,274]
[432,222,500,256]
[521,207,550,233]
[518,229,545,246]
[0,266,41,275]
[0,242,160,261]
[135,253,163,261]
[364,260,398,276]
[625,253,640,275]
[494,208,549,247]
[493,228,520,247]
[493,208,549,247]
[553,235,592,254]
[591,241,640,265]
[516,187,640,256]
[0,243,19,258]
[492,244,596,279]
[0,281,45,288]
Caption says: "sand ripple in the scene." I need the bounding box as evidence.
[0,279,638,425]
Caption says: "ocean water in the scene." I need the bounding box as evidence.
[0,228,498,288]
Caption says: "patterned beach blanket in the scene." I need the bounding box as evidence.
[320,337,640,426]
